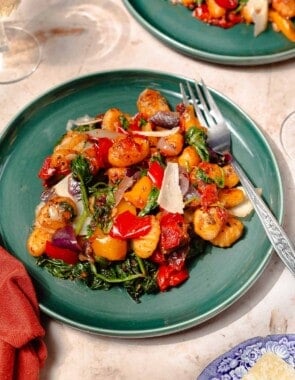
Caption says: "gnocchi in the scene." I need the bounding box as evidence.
[28,88,251,301]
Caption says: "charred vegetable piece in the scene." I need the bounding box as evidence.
[45,241,79,265]
[159,212,189,254]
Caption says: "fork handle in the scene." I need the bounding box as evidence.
[232,159,295,276]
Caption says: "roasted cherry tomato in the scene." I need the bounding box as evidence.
[198,182,219,207]
[160,212,188,253]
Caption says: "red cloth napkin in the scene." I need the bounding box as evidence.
[0,246,47,380]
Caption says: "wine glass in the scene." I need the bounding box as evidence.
[0,0,41,84]
[280,111,295,161]
[28,0,127,67]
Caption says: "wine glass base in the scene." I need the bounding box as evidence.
[280,111,295,161]
[0,26,41,84]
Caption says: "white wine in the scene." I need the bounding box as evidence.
[0,0,21,17]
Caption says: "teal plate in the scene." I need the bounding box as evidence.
[123,0,295,65]
[0,70,283,337]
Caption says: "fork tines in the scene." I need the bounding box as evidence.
[180,81,207,127]
[180,79,224,129]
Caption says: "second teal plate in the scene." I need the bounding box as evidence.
[123,0,295,65]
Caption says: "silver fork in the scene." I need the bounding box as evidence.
[180,79,295,276]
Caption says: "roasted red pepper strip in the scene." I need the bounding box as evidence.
[93,138,113,168]
[45,241,79,265]
[38,156,56,180]
[147,161,164,189]
[110,211,152,239]
[215,0,238,10]
[157,264,189,292]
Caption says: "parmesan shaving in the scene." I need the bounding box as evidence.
[230,187,262,218]
[66,115,102,130]
[86,129,122,140]
[132,126,179,137]
[157,162,184,214]
[243,0,268,36]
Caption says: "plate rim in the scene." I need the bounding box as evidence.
[198,333,295,378]
[123,0,295,66]
[0,69,284,337]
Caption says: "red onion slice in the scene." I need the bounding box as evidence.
[114,176,134,206]
[51,225,81,252]
[149,111,180,129]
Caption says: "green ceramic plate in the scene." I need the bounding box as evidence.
[123,0,295,65]
[0,70,283,337]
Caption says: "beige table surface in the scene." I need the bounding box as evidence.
[1,1,295,379]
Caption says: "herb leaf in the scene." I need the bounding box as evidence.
[71,155,92,185]
[139,187,160,216]
[71,155,92,232]
[185,127,209,162]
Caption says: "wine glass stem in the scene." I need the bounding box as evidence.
[0,20,9,52]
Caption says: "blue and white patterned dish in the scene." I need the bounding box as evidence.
[198,334,295,379]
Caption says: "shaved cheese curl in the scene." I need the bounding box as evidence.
[157,162,184,214]
[131,127,180,137]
